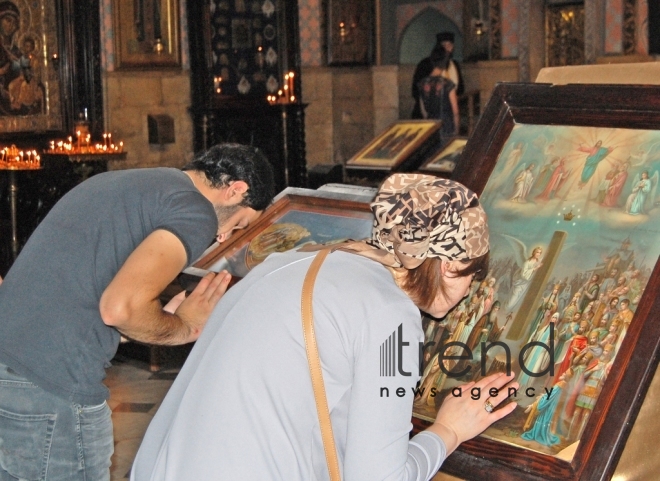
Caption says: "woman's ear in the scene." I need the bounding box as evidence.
[440,259,459,277]
[439,259,449,276]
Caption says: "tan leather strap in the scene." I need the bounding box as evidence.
[301,248,341,481]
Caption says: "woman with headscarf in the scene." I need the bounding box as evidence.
[131,174,517,481]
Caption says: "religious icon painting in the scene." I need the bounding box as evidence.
[231,19,252,49]
[266,75,278,93]
[188,192,374,279]
[418,137,468,176]
[237,76,251,94]
[113,0,181,69]
[263,23,276,40]
[265,46,278,66]
[326,0,373,65]
[0,0,63,132]
[346,120,442,171]
[262,0,275,18]
[207,0,279,97]
[413,83,660,481]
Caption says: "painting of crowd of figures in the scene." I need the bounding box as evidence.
[414,123,660,459]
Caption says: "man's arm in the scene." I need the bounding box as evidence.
[99,229,230,345]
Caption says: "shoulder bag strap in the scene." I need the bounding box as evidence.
[301,248,342,481]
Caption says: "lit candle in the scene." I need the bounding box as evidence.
[50,141,55,151]
[103,133,107,148]
[119,141,124,152]
[108,133,112,147]
[288,72,294,100]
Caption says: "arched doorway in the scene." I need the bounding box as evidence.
[398,8,463,65]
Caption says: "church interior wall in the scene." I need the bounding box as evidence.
[94,0,656,173]
[99,0,194,171]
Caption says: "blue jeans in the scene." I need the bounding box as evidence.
[0,362,113,481]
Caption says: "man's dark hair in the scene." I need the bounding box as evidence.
[183,143,275,211]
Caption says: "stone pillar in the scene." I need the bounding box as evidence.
[301,67,334,167]
[372,65,399,136]
[517,0,545,81]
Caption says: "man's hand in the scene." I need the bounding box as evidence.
[100,229,222,346]
[163,290,187,314]
[173,271,231,343]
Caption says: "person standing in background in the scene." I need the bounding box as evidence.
[415,45,459,144]
[412,32,464,119]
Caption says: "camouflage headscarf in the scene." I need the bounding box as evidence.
[343,174,489,269]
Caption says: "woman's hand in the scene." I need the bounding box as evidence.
[428,372,518,454]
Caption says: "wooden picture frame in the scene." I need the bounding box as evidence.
[346,120,442,171]
[419,137,468,176]
[113,0,181,69]
[189,193,374,279]
[412,82,660,480]
[326,0,373,65]
[0,0,63,133]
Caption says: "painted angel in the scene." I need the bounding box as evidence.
[502,234,544,312]
[625,170,659,215]
[510,163,536,203]
[628,141,660,167]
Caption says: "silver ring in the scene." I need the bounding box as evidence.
[484,399,494,413]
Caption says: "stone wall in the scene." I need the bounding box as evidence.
[103,70,193,171]
[331,68,375,165]
[301,67,334,167]
[302,61,520,171]
[301,67,375,168]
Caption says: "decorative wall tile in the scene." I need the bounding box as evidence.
[299,0,323,66]
[605,0,623,53]
[501,0,519,58]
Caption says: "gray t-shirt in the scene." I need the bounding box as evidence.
[132,250,447,481]
[0,168,217,405]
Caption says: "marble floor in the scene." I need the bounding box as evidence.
[105,354,456,481]
[106,355,179,481]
